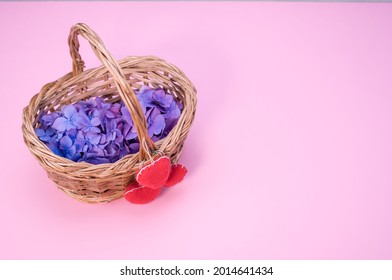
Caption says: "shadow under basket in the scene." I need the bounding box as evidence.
[22,23,197,204]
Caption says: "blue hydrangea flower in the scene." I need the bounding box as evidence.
[35,127,56,142]
[47,141,62,157]
[36,86,183,164]
[52,105,88,131]
[59,135,81,161]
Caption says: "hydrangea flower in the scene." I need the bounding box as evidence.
[146,107,165,137]
[59,135,79,161]
[35,86,183,164]
[35,127,56,142]
[52,105,89,131]
[39,112,60,128]
[80,110,101,133]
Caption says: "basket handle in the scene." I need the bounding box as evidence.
[68,23,156,161]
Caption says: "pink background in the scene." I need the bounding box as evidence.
[1,2,392,259]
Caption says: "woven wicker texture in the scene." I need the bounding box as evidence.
[22,23,197,204]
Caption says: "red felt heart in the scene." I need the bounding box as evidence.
[165,164,188,187]
[124,182,161,204]
[136,156,171,190]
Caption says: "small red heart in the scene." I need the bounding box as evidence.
[124,182,161,204]
[165,164,188,187]
[136,156,171,190]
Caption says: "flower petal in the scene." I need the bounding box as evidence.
[60,135,73,149]
[46,127,56,136]
[47,142,63,157]
[90,127,101,134]
[91,117,101,126]
[86,131,101,146]
[150,114,165,135]
[52,117,68,131]
[121,106,133,125]
[35,128,45,138]
[62,105,77,119]
[106,110,115,119]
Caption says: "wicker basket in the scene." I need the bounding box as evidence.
[22,23,197,204]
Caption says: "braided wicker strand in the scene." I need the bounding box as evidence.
[22,23,197,204]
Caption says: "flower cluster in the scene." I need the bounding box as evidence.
[35,86,182,164]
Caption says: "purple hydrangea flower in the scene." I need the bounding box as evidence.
[39,112,60,128]
[104,119,120,142]
[151,89,174,111]
[164,101,181,120]
[36,86,183,164]
[85,131,101,146]
[146,107,165,137]
[52,105,88,131]
[75,97,97,114]
[136,86,154,112]
[80,110,101,134]
[96,97,116,122]
[122,123,137,141]
[35,127,56,142]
